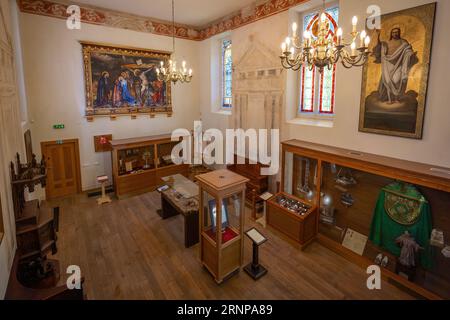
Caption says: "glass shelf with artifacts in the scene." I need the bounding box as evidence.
[157,141,179,168]
[111,134,189,198]
[265,151,319,249]
[197,169,248,284]
[320,162,450,300]
[117,145,155,176]
[280,139,450,300]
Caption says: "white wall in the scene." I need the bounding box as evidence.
[19,13,201,190]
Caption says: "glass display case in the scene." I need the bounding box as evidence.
[280,139,450,300]
[265,151,318,248]
[197,169,249,284]
[283,151,319,206]
[117,145,155,176]
[320,162,450,299]
[157,141,179,167]
[111,134,189,198]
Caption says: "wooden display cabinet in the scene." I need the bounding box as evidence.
[280,139,450,300]
[266,193,317,248]
[197,169,249,284]
[111,134,189,198]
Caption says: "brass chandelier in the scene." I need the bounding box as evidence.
[156,0,192,84]
[280,0,371,73]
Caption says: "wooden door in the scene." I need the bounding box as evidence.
[41,139,82,199]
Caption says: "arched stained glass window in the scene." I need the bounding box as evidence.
[299,6,339,114]
[222,39,232,108]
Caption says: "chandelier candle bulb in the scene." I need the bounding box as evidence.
[351,41,356,56]
[360,30,367,47]
[281,42,287,53]
[292,22,298,36]
[337,27,343,45]
[303,30,311,47]
[365,36,371,48]
[352,16,358,33]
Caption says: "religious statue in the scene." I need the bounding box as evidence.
[372,28,418,104]
[396,231,422,268]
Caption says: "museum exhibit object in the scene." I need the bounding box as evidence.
[280,139,450,300]
[197,169,249,284]
[111,134,189,198]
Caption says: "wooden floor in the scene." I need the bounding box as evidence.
[47,192,414,300]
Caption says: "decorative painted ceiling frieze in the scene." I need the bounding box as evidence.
[17,0,308,41]
[18,0,201,40]
[200,0,308,39]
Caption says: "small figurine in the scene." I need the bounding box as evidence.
[396,231,422,267]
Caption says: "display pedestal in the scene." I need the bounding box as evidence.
[97,175,112,205]
[244,228,268,280]
[244,242,267,280]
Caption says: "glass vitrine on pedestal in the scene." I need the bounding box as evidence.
[196,169,249,284]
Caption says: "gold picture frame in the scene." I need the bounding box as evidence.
[81,41,172,119]
[359,3,436,139]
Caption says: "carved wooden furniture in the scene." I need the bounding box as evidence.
[10,153,59,262]
[281,139,450,300]
[227,155,268,219]
[197,169,249,284]
[111,134,189,198]
[159,174,199,248]
[5,253,85,300]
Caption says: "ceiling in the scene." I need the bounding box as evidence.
[74,0,257,27]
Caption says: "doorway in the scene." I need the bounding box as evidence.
[41,139,82,200]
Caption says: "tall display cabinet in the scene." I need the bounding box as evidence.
[275,139,450,300]
[196,169,249,284]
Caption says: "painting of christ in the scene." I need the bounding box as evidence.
[81,42,172,118]
[359,3,436,139]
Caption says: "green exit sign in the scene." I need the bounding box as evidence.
[53,124,65,129]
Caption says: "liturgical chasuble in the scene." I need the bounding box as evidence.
[369,182,433,269]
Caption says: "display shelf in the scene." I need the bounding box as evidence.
[280,139,450,300]
[111,134,189,198]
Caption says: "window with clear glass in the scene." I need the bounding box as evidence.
[222,39,232,108]
[299,6,339,115]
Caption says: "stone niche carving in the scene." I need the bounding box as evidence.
[232,38,284,132]
[231,38,285,191]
